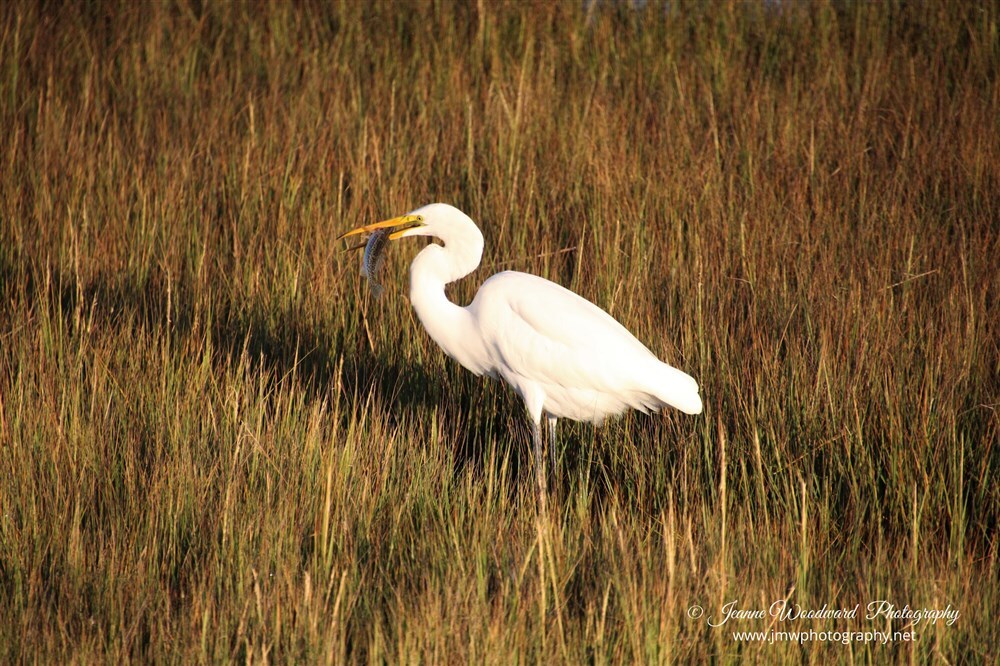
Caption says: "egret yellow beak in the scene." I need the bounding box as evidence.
[336,214,425,249]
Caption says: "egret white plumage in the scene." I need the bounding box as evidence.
[339,203,702,507]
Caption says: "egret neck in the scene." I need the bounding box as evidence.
[407,229,492,377]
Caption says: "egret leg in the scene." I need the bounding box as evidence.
[532,419,548,517]
[547,415,558,477]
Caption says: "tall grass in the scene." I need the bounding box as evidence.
[1,0,997,662]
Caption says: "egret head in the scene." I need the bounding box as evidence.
[338,203,482,248]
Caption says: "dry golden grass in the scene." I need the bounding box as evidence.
[1,1,997,662]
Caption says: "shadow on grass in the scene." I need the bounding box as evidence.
[9,260,542,491]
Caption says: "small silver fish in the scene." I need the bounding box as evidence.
[361,228,390,296]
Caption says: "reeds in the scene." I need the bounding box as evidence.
[1,1,997,662]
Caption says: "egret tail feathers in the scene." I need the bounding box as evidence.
[653,364,703,415]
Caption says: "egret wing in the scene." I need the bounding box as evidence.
[472,271,658,393]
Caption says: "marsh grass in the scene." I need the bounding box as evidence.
[1,1,997,662]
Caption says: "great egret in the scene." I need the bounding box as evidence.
[339,203,702,506]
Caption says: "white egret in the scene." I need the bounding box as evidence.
[339,203,702,506]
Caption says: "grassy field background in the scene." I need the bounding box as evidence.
[1,0,997,662]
